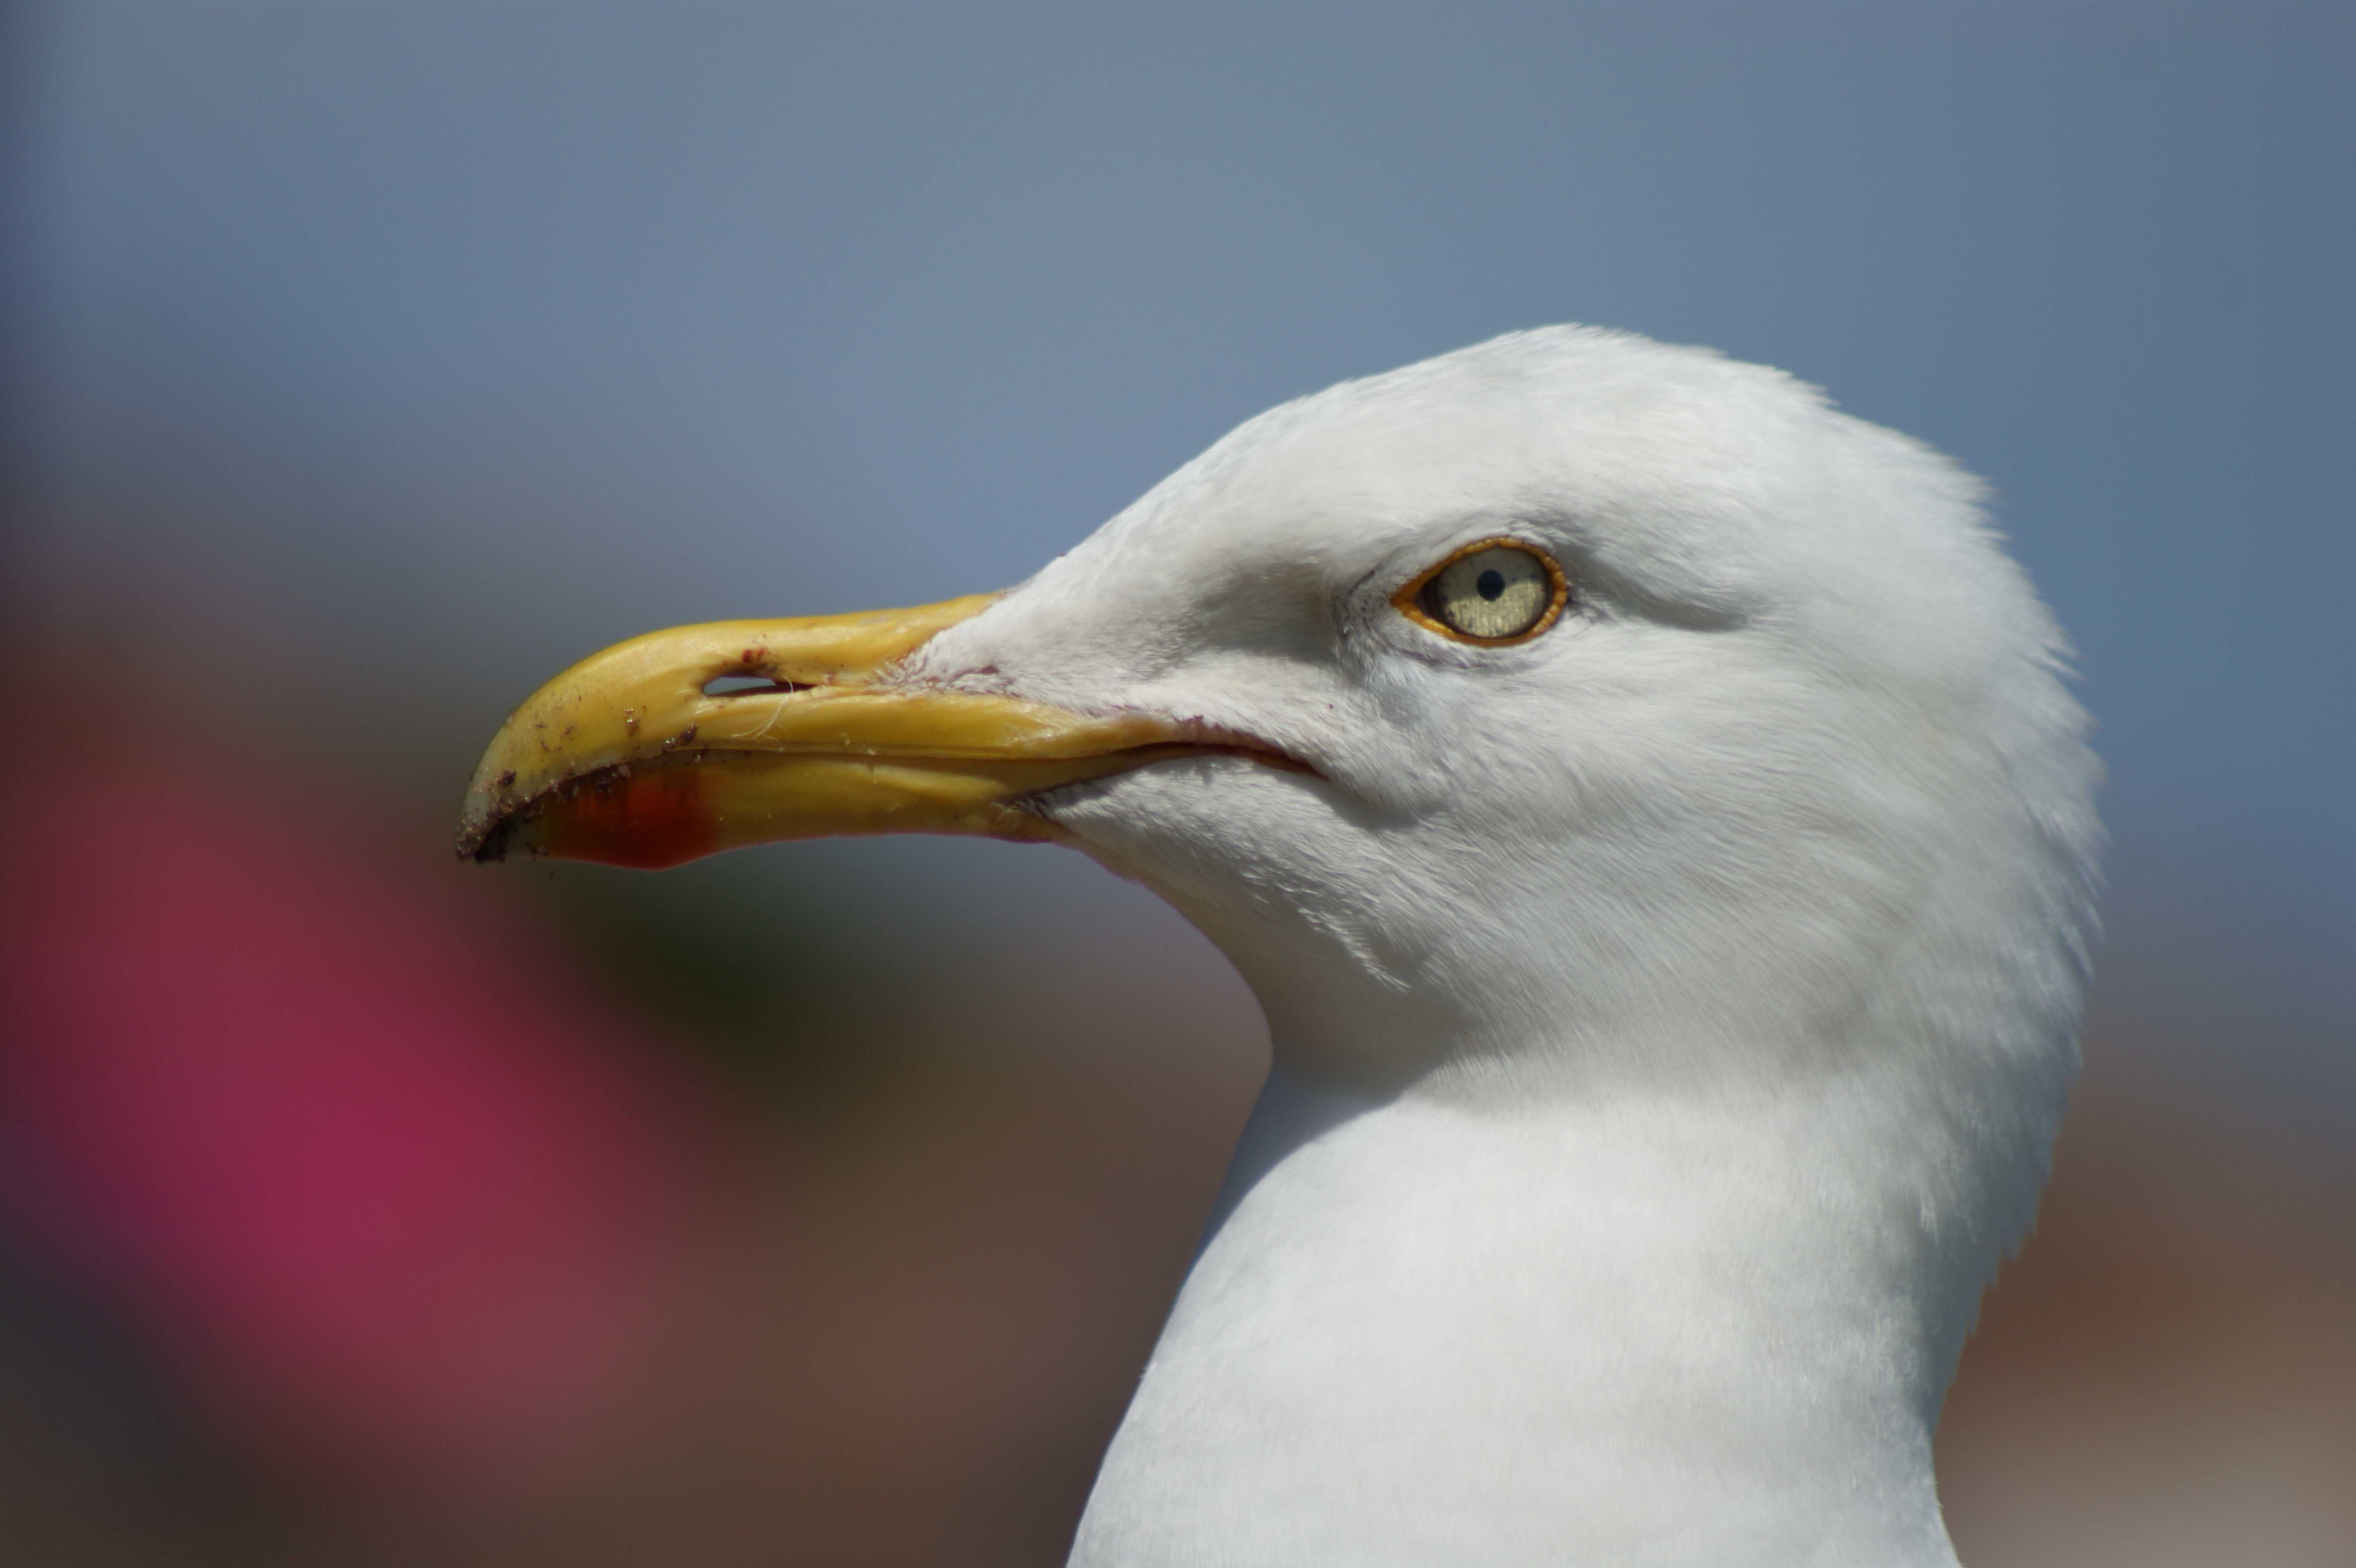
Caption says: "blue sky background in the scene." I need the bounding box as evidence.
[17,2,2353,1137]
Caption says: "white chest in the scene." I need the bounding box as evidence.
[1069,1085,1962,1568]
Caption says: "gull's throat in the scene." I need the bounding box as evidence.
[1074,1060,1974,1568]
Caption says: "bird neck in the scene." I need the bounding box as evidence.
[1074,1057,1980,1568]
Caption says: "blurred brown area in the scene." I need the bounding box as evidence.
[1942,1054,2356,1567]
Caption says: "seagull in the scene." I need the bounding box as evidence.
[458,326,2099,1567]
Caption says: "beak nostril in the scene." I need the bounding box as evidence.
[702,674,810,698]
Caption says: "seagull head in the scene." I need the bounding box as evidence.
[464,326,2095,1105]
[914,328,2099,1106]
[461,326,2102,1560]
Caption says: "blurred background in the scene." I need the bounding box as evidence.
[3,3,2350,1564]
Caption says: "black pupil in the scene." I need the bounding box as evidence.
[1476,569,1506,601]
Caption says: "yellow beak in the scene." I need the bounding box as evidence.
[456,593,1241,870]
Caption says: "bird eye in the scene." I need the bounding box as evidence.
[1397,540,1568,644]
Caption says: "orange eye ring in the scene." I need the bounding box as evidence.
[1393,538,1571,645]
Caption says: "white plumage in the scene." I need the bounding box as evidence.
[894,326,2101,1566]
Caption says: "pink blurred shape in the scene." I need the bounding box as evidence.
[0,742,725,1489]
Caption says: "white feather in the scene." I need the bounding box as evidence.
[902,325,2101,1567]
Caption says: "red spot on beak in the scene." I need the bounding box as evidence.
[537,768,717,870]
